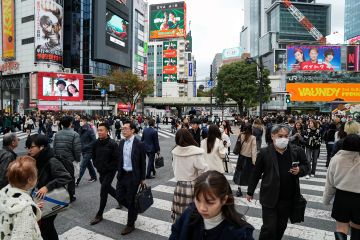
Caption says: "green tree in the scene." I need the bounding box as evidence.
[215,61,271,116]
[95,70,154,114]
[197,88,212,97]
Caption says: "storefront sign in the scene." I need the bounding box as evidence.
[0,61,19,72]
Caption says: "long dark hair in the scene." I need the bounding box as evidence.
[241,124,253,142]
[175,128,198,147]
[206,125,221,154]
[192,171,251,228]
[67,84,79,97]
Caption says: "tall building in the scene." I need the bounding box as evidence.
[132,0,147,79]
[211,53,222,82]
[344,0,360,41]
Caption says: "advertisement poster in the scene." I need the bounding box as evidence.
[346,46,359,71]
[163,74,177,82]
[286,83,360,102]
[1,0,15,60]
[163,41,177,58]
[105,10,129,52]
[286,72,360,83]
[150,2,186,39]
[274,49,287,72]
[34,0,64,64]
[38,72,84,101]
[185,32,192,52]
[287,45,341,72]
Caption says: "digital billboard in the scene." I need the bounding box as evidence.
[286,83,360,102]
[34,0,64,64]
[346,46,359,71]
[287,45,341,72]
[37,72,84,101]
[163,74,177,82]
[150,2,186,39]
[222,47,242,60]
[286,72,360,83]
[106,10,129,52]
[1,0,15,60]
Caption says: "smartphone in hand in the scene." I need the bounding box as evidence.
[292,161,299,168]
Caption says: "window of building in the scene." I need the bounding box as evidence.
[21,15,34,23]
[22,37,34,45]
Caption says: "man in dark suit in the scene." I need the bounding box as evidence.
[116,121,146,235]
[141,119,160,179]
[246,124,309,240]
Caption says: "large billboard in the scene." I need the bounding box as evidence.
[346,46,359,72]
[163,74,177,82]
[287,45,341,72]
[1,0,15,60]
[37,72,84,101]
[106,10,129,52]
[286,83,360,102]
[222,47,242,60]
[35,0,64,64]
[163,41,177,58]
[149,2,186,39]
[286,72,360,83]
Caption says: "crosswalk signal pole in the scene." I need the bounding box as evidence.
[210,65,213,118]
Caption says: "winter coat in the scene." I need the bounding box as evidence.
[169,203,254,240]
[35,147,72,192]
[304,128,322,149]
[53,127,82,162]
[200,138,227,173]
[323,150,360,205]
[0,147,17,189]
[92,137,119,174]
[0,185,43,240]
[79,124,96,154]
[172,145,208,182]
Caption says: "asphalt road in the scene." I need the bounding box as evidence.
[3,125,335,240]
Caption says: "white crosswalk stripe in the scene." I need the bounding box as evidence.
[0,130,37,141]
[60,144,334,240]
[136,129,175,139]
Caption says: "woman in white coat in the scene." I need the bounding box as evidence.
[200,125,228,173]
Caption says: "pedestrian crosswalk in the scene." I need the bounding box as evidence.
[0,130,37,142]
[137,129,176,139]
[59,144,335,240]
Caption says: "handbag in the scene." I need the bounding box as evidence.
[233,135,244,155]
[223,154,235,173]
[32,187,70,218]
[155,153,164,169]
[290,194,307,223]
[135,184,154,213]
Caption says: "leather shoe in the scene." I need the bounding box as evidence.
[90,215,103,225]
[121,225,135,235]
[334,231,347,240]
[146,176,155,179]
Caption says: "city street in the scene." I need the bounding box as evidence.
[2,124,335,240]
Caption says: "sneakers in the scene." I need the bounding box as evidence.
[310,174,315,177]
[88,178,97,183]
[306,175,310,179]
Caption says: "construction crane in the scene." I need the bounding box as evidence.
[282,0,326,43]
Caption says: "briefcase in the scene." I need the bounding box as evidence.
[155,154,164,169]
[135,185,154,213]
[290,194,307,224]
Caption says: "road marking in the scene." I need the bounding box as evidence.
[0,132,37,141]
[157,130,175,137]
[59,226,114,240]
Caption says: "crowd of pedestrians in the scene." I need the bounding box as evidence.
[0,111,359,239]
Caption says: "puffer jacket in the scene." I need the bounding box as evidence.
[35,147,72,192]
[79,124,96,154]
[53,127,81,162]
[0,147,17,189]
[0,185,42,240]
[92,137,119,174]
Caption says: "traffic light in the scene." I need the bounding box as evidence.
[285,94,291,104]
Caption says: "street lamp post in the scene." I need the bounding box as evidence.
[246,57,264,117]
[60,89,63,112]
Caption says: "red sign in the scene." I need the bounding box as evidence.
[163,66,177,74]
[0,61,19,72]
[29,102,37,108]
[143,64,148,75]
[37,72,84,101]
[163,50,177,58]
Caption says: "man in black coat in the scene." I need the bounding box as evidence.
[189,118,201,146]
[141,118,160,179]
[116,121,146,235]
[0,133,19,189]
[246,124,309,240]
[90,123,120,225]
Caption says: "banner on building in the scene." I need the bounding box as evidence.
[149,1,186,39]
[286,83,360,102]
[185,31,192,52]
[286,72,360,83]
[274,49,286,72]
[34,0,64,64]
[189,62,193,76]
[37,72,84,101]
[346,46,359,71]
[222,47,242,60]
[163,41,177,58]
[287,45,341,72]
[1,0,15,60]
[163,74,177,82]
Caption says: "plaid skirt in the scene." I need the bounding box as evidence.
[171,181,194,222]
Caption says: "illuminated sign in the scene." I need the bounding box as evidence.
[1,0,15,60]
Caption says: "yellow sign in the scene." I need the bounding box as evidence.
[1,0,15,60]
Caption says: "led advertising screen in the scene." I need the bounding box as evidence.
[287,45,341,72]
[286,83,360,102]
[106,10,129,52]
[35,0,64,64]
[346,46,359,72]
[150,2,186,39]
[38,72,84,101]
[1,0,15,60]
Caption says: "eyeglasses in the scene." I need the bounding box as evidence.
[25,145,38,150]
[121,127,131,131]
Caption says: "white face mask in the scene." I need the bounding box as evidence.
[274,137,289,149]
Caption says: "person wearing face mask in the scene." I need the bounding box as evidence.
[246,124,308,240]
[76,116,97,186]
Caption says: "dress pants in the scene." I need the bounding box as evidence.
[97,171,118,216]
[40,214,58,240]
[146,152,156,177]
[116,172,140,226]
[259,200,292,240]
[61,159,76,198]
[79,152,97,181]
[325,143,334,167]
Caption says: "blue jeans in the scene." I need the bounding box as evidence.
[305,148,320,175]
[78,153,97,181]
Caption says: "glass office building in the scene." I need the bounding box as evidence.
[344,0,360,41]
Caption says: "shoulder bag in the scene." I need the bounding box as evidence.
[233,134,244,155]
[135,184,154,213]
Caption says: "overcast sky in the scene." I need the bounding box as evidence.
[147,0,345,80]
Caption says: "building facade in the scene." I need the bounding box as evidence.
[132,0,147,79]
[344,0,360,41]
